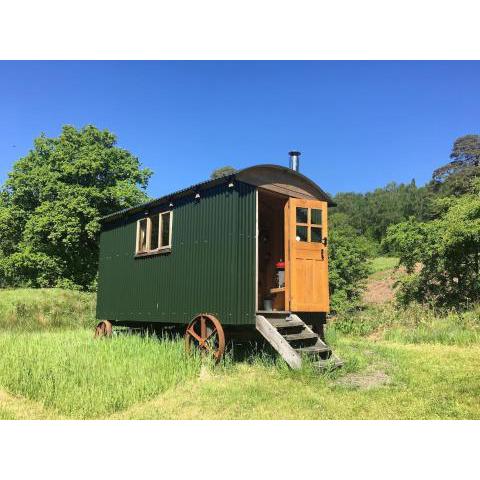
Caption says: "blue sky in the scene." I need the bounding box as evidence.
[0,61,479,197]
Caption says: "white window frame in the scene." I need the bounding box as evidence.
[135,210,173,255]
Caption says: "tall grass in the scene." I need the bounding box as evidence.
[331,302,480,345]
[0,330,201,418]
[0,288,96,331]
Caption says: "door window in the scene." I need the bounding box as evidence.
[295,206,324,243]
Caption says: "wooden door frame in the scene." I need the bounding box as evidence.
[284,199,291,312]
[256,188,289,313]
[284,197,329,313]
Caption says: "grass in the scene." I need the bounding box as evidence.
[0,330,201,418]
[0,287,479,419]
[0,288,96,331]
[368,256,399,280]
[332,302,480,344]
[113,341,480,420]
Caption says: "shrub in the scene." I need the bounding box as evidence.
[328,226,371,313]
[383,180,480,309]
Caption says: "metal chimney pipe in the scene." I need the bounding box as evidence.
[288,151,301,172]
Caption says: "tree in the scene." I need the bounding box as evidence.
[383,180,480,308]
[0,125,152,289]
[431,134,480,196]
[331,181,433,248]
[210,166,237,179]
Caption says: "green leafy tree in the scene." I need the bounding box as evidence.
[332,181,433,249]
[430,134,480,197]
[210,166,237,179]
[383,180,480,308]
[0,125,152,289]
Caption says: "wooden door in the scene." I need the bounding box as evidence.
[284,198,329,312]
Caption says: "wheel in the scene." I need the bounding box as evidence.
[185,314,225,363]
[94,320,113,338]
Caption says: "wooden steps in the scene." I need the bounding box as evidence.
[282,331,318,342]
[267,317,304,329]
[296,344,331,355]
[313,357,344,371]
[255,312,342,371]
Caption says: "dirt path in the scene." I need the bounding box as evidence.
[363,274,397,304]
[363,269,398,304]
[0,389,61,420]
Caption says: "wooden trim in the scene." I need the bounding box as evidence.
[284,200,291,312]
[255,189,259,312]
[136,219,141,253]
[236,166,334,204]
[134,247,172,259]
[135,210,173,255]
[136,218,148,254]
[159,210,173,249]
[169,210,173,247]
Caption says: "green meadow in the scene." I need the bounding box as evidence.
[0,287,479,420]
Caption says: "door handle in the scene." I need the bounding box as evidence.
[321,249,324,261]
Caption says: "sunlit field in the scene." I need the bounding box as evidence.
[0,287,479,420]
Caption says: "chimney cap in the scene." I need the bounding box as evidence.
[288,150,301,157]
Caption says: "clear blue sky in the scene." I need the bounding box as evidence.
[1,61,479,197]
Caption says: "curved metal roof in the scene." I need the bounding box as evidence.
[100,164,334,223]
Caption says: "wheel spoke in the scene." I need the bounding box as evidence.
[205,328,217,342]
[200,316,207,340]
[186,327,203,344]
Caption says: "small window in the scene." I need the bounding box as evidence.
[160,211,172,248]
[150,214,160,250]
[311,226,323,243]
[295,206,325,244]
[137,218,148,253]
[296,207,308,224]
[311,208,322,225]
[296,225,308,242]
[136,210,173,255]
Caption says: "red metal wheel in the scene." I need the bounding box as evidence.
[94,320,113,338]
[185,314,225,363]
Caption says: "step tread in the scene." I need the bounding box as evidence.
[313,357,344,370]
[295,344,331,354]
[256,311,291,315]
[283,331,318,342]
[268,318,304,328]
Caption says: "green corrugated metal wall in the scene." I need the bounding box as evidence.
[96,181,257,326]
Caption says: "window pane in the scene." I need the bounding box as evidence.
[311,209,322,225]
[311,227,323,243]
[161,212,171,247]
[296,225,308,242]
[138,219,147,252]
[296,207,308,224]
[150,214,159,249]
